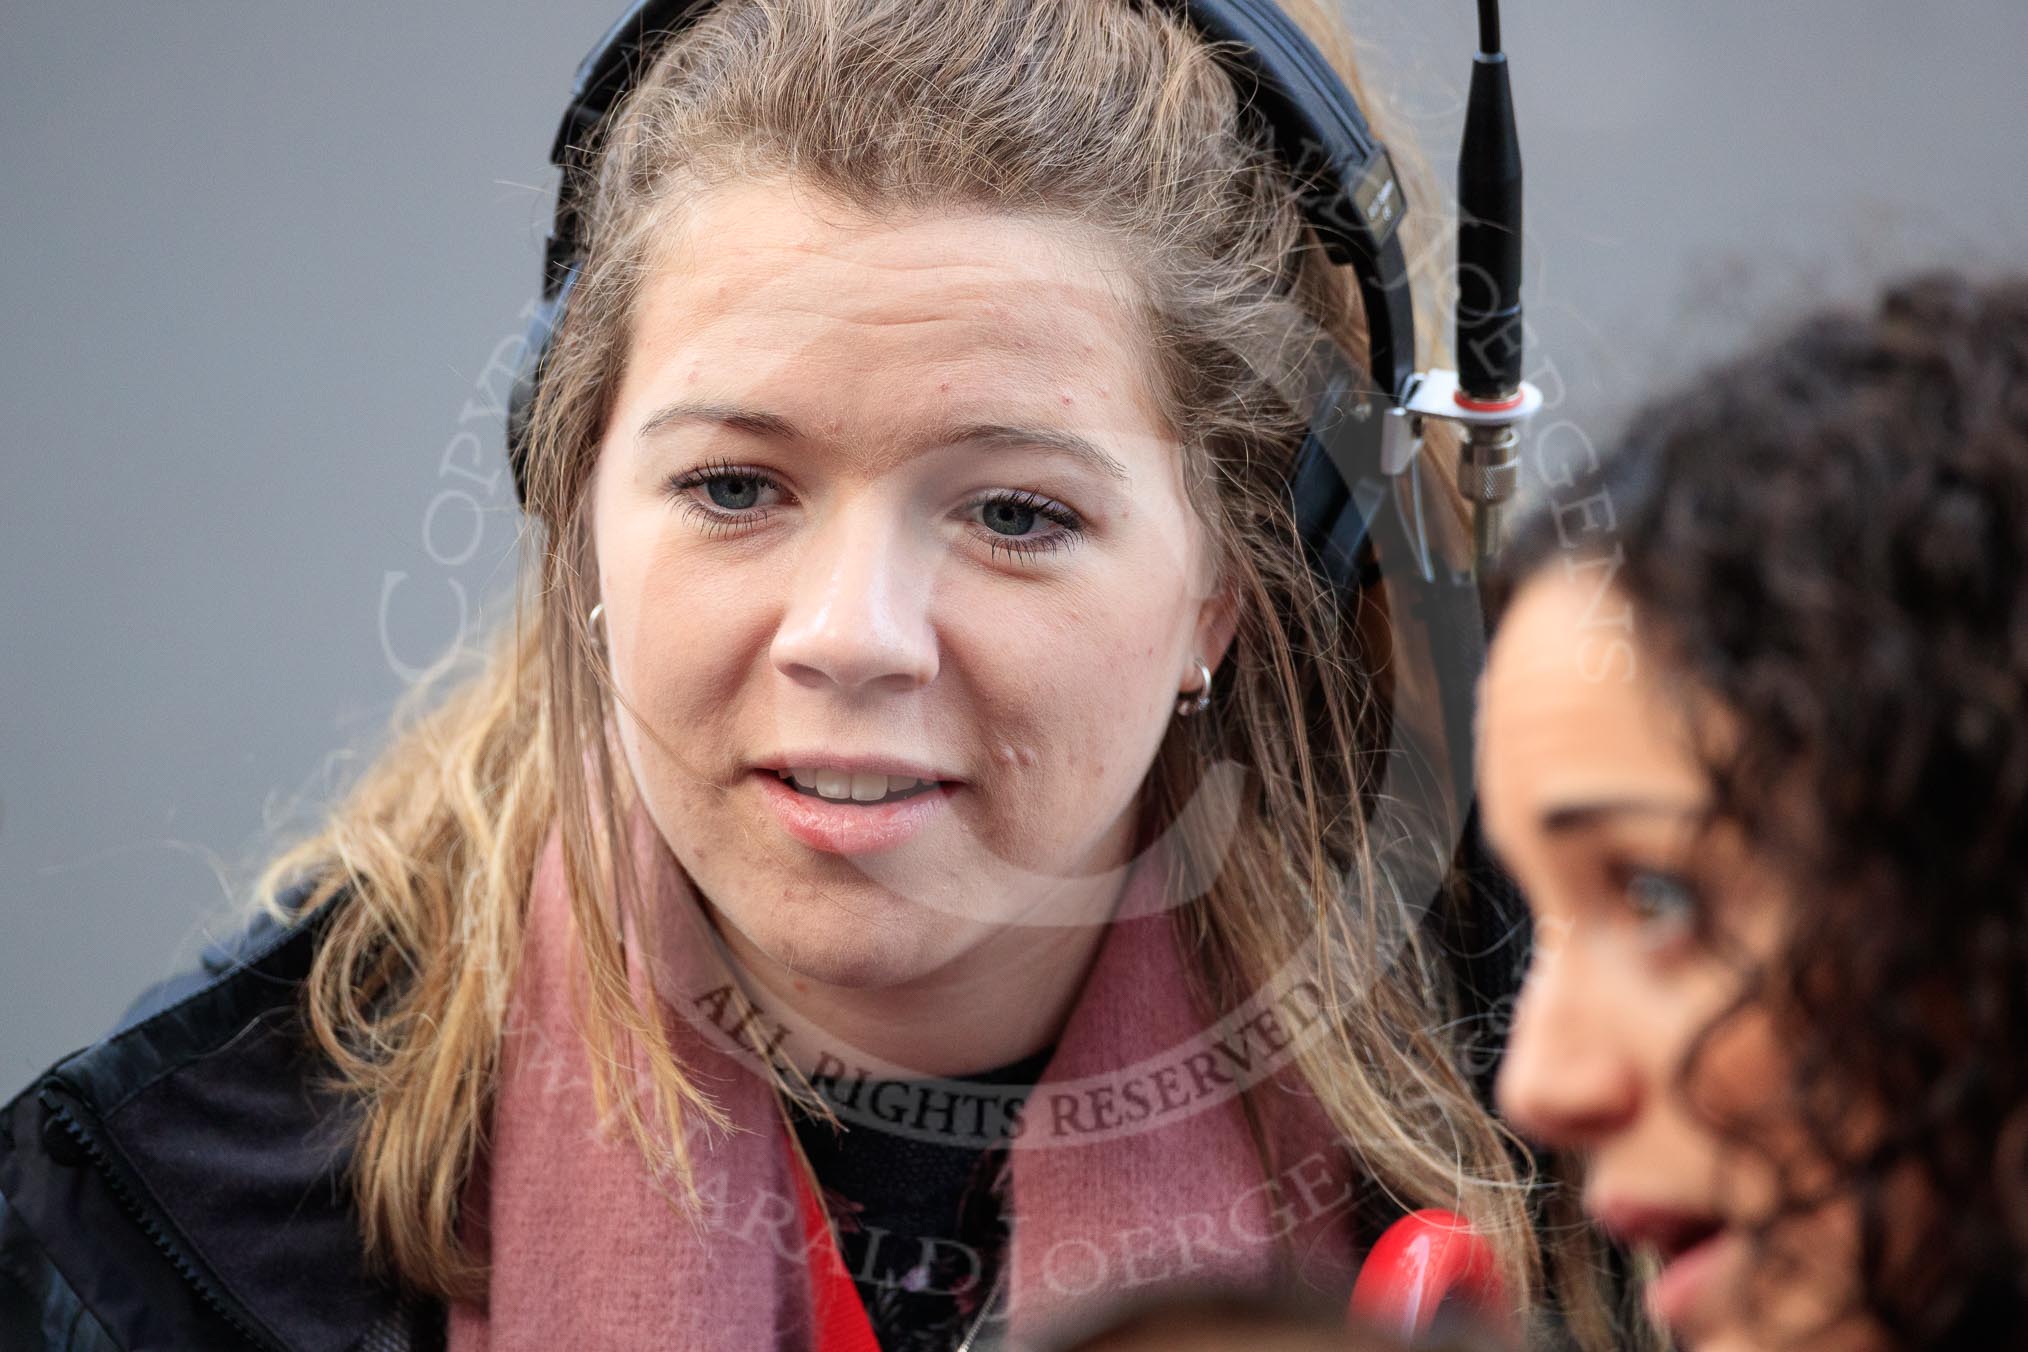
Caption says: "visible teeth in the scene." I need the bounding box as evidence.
[778,767,933,802]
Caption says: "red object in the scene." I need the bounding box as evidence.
[1348,1208,1510,1339]
[1452,387,1527,413]
[788,1131,883,1352]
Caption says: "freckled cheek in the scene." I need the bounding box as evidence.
[607,589,757,770]
[1024,627,1174,796]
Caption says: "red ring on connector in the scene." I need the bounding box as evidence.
[1453,388,1526,413]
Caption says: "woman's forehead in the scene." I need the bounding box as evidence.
[1480,572,1709,831]
[635,177,1144,351]
[613,180,1173,454]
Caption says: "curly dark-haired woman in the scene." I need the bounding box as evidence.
[1477,271,2028,1350]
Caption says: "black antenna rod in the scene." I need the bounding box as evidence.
[1455,0,1525,559]
[1475,0,1501,61]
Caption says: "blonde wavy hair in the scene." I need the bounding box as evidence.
[250,0,1630,1343]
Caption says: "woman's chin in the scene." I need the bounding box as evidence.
[733,898,962,992]
[772,932,934,990]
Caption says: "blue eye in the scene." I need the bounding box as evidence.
[1619,868,1702,946]
[972,490,1082,561]
[980,497,1040,537]
[663,459,785,529]
[701,472,767,512]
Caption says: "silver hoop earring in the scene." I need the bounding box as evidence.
[1175,659,1212,718]
[586,602,606,645]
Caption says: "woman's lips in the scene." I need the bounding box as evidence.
[1644,1223,1732,1332]
[1590,1200,1733,1336]
[752,769,957,855]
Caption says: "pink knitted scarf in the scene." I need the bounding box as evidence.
[447,801,1368,1350]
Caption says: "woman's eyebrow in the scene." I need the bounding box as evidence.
[635,399,1131,482]
[1538,798,1705,835]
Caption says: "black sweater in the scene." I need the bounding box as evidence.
[788,1043,1054,1352]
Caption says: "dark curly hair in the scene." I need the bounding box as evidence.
[1494,270,2028,1347]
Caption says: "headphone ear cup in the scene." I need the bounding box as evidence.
[507,264,581,509]
[1288,348,1391,594]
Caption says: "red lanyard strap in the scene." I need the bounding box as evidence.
[788,1127,884,1352]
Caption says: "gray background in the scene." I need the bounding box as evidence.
[5,1,2025,1084]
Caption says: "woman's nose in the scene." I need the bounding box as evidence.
[769,507,939,695]
[1495,942,1641,1150]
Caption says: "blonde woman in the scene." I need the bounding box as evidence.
[0,2,1611,1348]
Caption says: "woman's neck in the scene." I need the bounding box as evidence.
[700,879,1119,1081]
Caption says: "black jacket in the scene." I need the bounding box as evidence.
[0,879,446,1352]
